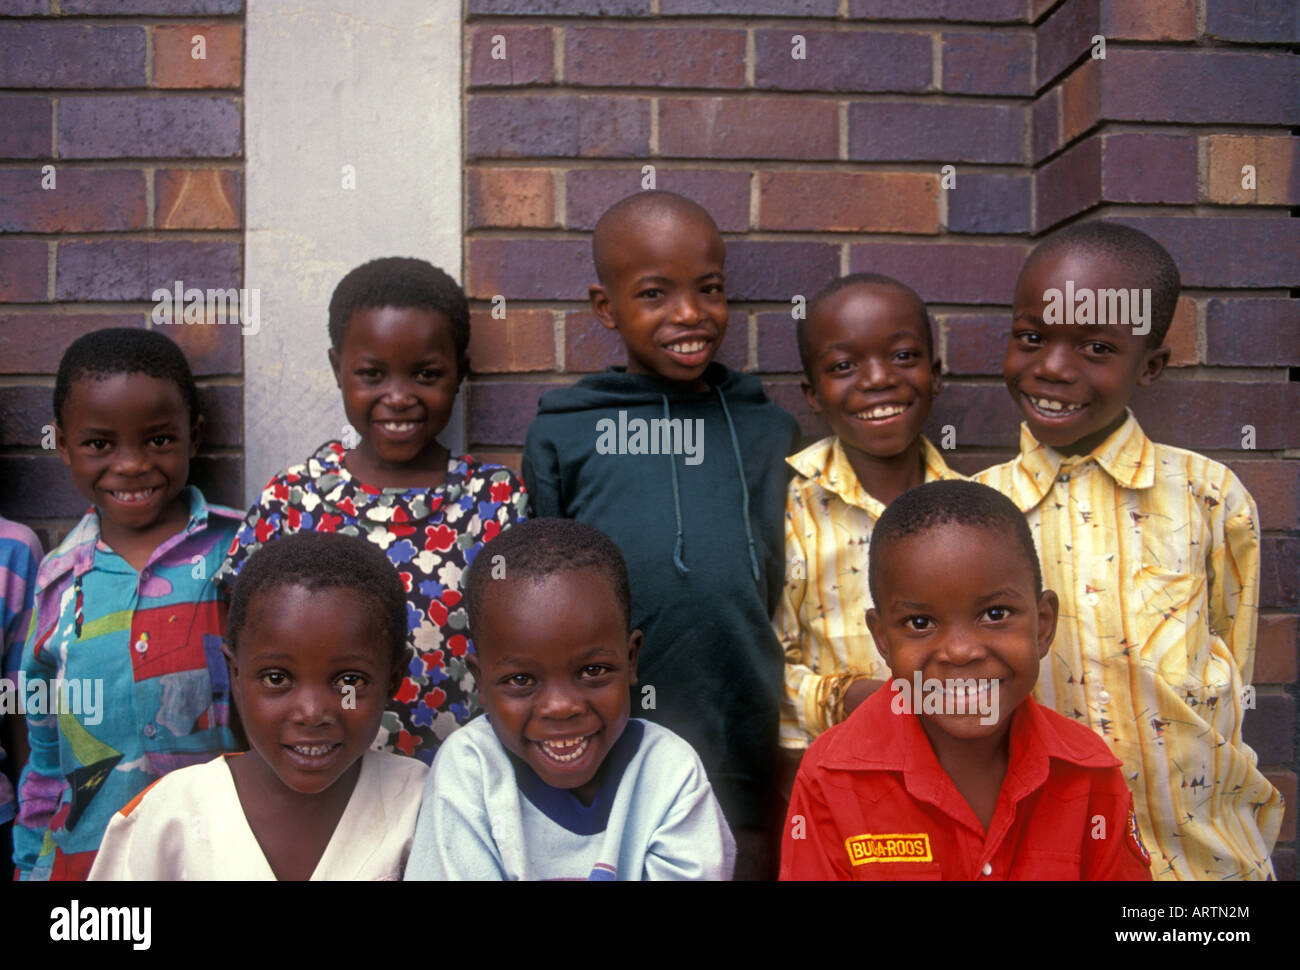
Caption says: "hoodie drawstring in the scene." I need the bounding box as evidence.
[715,389,762,584]
[662,395,690,576]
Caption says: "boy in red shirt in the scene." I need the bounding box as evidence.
[779,480,1151,881]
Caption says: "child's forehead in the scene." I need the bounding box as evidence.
[812,283,928,337]
[64,371,188,414]
[884,523,1034,587]
[1020,245,1143,290]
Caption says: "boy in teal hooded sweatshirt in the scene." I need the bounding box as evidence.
[522,191,800,879]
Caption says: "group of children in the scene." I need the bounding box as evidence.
[0,189,1281,881]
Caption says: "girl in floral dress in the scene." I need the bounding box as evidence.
[217,258,528,765]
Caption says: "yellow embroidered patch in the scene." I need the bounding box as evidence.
[845,832,933,865]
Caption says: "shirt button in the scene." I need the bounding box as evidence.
[134,634,149,654]
[1084,592,1100,607]
[1099,689,1111,704]
[143,723,157,738]
[1077,500,1090,514]
[981,862,992,876]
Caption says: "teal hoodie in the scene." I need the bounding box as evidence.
[522,363,801,829]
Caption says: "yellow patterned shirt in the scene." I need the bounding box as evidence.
[776,435,963,749]
[974,413,1282,881]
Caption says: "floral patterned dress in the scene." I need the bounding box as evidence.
[215,441,529,764]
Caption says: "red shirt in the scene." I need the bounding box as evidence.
[779,687,1152,881]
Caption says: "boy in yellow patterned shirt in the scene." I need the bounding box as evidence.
[775,274,963,752]
[974,222,1282,880]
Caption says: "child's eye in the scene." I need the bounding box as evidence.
[904,616,933,631]
[83,439,111,451]
[826,359,853,374]
[894,350,919,363]
[1014,331,1042,346]
[336,673,367,690]
[149,434,174,447]
[637,288,663,300]
[983,606,1013,622]
[260,671,288,688]
[701,283,724,296]
[1083,341,1113,355]
[504,673,534,688]
[355,368,382,380]
[418,368,443,381]
[579,664,610,679]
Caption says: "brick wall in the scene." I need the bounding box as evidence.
[0,0,245,552]
[461,0,1299,876]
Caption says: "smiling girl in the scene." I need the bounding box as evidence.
[216,258,528,765]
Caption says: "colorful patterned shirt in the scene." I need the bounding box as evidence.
[1,515,43,825]
[14,487,242,880]
[214,441,528,765]
[974,413,1282,881]
[775,435,963,748]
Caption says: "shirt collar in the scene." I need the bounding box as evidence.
[1003,410,1155,512]
[787,435,960,517]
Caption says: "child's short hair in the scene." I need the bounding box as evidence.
[869,480,1042,603]
[228,532,409,674]
[54,327,200,426]
[465,518,631,636]
[591,190,719,287]
[798,273,934,381]
[1020,221,1181,346]
[327,256,470,365]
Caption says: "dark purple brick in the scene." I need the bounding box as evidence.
[0,313,146,373]
[849,241,1026,305]
[1037,0,1100,86]
[762,380,826,440]
[1101,50,1300,125]
[0,0,52,13]
[1206,299,1300,367]
[848,102,1026,164]
[188,454,242,509]
[469,381,567,447]
[1100,133,1198,204]
[662,0,836,13]
[566,27,745,89]
[724,242,839,302]
[0,457,85,520]
[1261,537,1300,612]
[468,25,553,88]
[0,241,48,303]
[59,96,241,159]
[0,24,145,88]
[565,312,625,373]
[0,96,51,158]
[923,383,1023,449]
[195,385,241,447]
[1032,88,1061,163]
[756,311,801,374]
[0,386,52,446]
[754,29,931,93]
[466,95,650,159]
[660,97,838,160]
[948,173,1031,234]
[940,314,1009,376]
[1035,135,1102,231]
[848,0,1026,20]
[1206,0,1299,43]
[1112,215,1300,289]
[1242,690,1293,764]
[0,169,147,232]
[163,316,243,376]
[60,0,242,11]
[565,169,750,232]
[942,32,1034,95]
[1130,380,1299,451]
[469,0,649,12]
[55,241,240,302]
[466,239,591,301]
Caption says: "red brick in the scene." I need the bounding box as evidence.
[469,25,553,88]
[849,241,1026,305]
[758,172,939,234]
[155,169,240,230]
[564,169,749,232]
[469,381,567,448]
[153,24,241,89]
[1205,135,1299,206]
[1100,133,1198,204]
[466,238,591,301]
[467,95,650,159]
[660,98,838,161]
[161,316,241,376]
[1266,770,1296,843]
[1254,615,1298,686]
[1101,0,1197,40]
[1130,380,1298,452]
[941,314,1008,376]
[1061,58,1099,144]
[1032,87,1062,163]
[942,32,1033,96]
[566,27,744,89]
[0,313,146,374]
[1036,135,1101,231]
[725,242,840,303]
[0,168,146,232]
[563,309,746,373]
[755,29,931,93]
[1242,688,1293,763]
[849,101,1026,164]
[1112,215,1300,289]
[848,0,1026,20]
[1037,0,1100,86]
[1228,460,1300,533]
[1164,297,1197,368]
[467,168,555,229]
[0,95,52,157]
[0,23,145,87]
[756,311,801,374]
[469,308,556,373]
[1101,50,1300,125]
[0,240,48,303]
[1206,299,1300,367]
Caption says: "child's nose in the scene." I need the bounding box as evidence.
[535,683,585,719]
[857,357,896,389]
[668,291,703,325]
[1033,343,1077,383]
[936,627,989,666]
[291,684,338,725]
[110,444,149,474]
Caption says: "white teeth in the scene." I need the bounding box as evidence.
[667,340,707,354]
[380,421,417,432]
[111,488,157,503]
[291,744,335,757]
[1030,396,1083,413]
[856,404,907,420]
[537,736,591,763]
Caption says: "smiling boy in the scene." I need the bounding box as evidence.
[780,480,1151,881]
[974,222,1281,880]
[404,519,735,881]
[776,274,963,751]
[521,191,800,877]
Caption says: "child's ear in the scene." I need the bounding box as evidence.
[800,377,823,415]
[54,421,71,467]
[189,413,205,458]
[590,285,616,331]
[626,628,643,686]
[328,347,342,387]
[865,608,890,666]
[465,653,481,687]
[223,640,243,705]
[1035,589,1059,658]
[929,357,943,396]
[1138,345,1171,387]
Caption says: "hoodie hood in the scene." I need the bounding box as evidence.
[537,363,772,415]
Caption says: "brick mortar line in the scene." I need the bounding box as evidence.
[465,16,1036,31]
[467,86,1035,102]
[467,159,1032,174]
[1,231,245,241]
[0,160,244,169]
[0,87,244,96]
